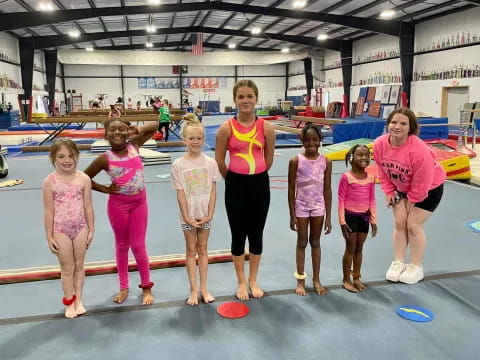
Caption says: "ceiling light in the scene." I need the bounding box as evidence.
[228,43,236,49]
[292,0,307,9]
[379,8,395,19]
[85,47,94,52]
[68,30,81,38]
[281,48,290,53]
[146,25,156,33]
[147,0,161,4]
[317,33,328,41]
[251,27,262,35]
[146,42,154,48]
[39,2,55,11]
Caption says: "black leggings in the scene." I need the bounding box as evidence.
[225,171,270,256]
[158,122,169,141]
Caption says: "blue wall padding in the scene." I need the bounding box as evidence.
[333,119,385,143]
[418,117,448,139]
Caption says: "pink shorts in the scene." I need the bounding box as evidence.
[295,208,325,218]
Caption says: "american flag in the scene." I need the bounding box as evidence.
[191,32,203,56]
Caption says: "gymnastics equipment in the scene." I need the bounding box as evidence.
[0,249,247,284]
[0,146,7,178]
[217,302,250,319]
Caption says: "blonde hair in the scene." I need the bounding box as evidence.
[49,139,80,167]
[181,113,204,138]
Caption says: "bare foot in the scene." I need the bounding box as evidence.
[142,289,154,305]
[75,299,87,316]
[295,279,307,296]
[113,289,129,304]
[313,280,327,295]
[236,283,249,301]
[353,279,367,292]
[249,281,264,298]
[342,280,359,293]
[186,290,199,306]
[65,304,77,319]
[200,290,215,303]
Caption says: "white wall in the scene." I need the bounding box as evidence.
[353,34,399,63]
[415,7,480,52]
[63,63,288,110]
[0,32,22,110]
[410,78,480,117]
[58,49,309,66]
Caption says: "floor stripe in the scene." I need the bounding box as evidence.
[1,269,479,326]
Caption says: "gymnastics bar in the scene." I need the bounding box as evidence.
[33,115,159,145]
[21,144,92,152]
[290,116,346,128]
[419,121,477,150]
[0,249,248,284]
[272,124,301,134]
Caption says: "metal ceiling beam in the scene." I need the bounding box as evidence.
[460,0,480,5]
[397,0,460,21]
[86,0,114,47]
[320,0,433,39]
[262,0,354,49]
[32,26,344,51]
[205,0,255,43]
[297,0,389,38]
[222,0,288,46]
[88,41,274,52]
[0,2,403,36]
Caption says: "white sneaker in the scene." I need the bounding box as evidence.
[386,260,406,282]
[399,264,424,284]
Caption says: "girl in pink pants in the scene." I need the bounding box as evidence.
[85,118,158,305]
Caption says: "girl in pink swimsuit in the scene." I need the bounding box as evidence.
[43,139,94,319]
[85,118,158,305]
[288,123,332,296]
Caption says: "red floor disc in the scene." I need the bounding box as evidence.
[217,301,250,319]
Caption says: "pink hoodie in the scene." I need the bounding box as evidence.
[373,134,446,203]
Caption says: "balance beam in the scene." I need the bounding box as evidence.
[0,249,245,284]
[273,124,301,134]
[291,116,346,125]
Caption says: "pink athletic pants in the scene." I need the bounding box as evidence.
[107,190,151,289]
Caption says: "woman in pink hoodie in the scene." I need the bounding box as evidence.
[373,108,445,285]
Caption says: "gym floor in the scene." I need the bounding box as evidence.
[0,117,478,359]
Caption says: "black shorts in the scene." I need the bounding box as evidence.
[345,213,370,233]
[414,184,443,212]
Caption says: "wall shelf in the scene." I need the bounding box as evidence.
[0,87,24,95]
[415,40,480,56]
[0,58,20,67]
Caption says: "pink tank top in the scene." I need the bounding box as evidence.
[49,172,87,238]
[227,117,266,175]
[295,153,326,212]
[105,143,145,195]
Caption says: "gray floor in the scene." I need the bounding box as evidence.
[0,122,479,359]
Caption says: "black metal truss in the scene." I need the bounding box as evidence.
[0,2,403,36]
[87,41,279,52]
[31,26,346,51]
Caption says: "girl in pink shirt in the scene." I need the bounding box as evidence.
[85,118,158,305]
[171,117,221,306]
[338,145,377,293]
[373,108,445,285]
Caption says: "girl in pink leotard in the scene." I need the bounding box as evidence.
[288,123,332,296]
[43,139,94,319]
[85,118,158,306]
